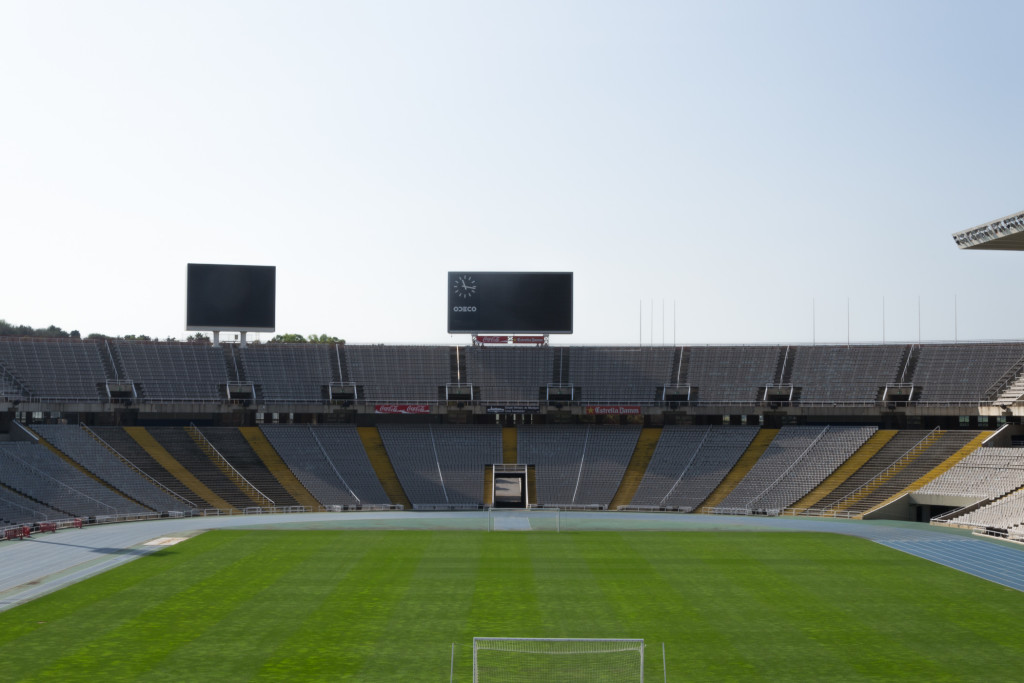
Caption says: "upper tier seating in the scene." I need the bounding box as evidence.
[240,344,335,403]
[719,425,876,512]
[913,343,1024,403]
[517,425,641,507]
[261,425,391,506]
[344,346,450,402]
[686,346,781,403]
[113,342,227,401]
[790,345,905,403]
[32,425,192,512]
[465,346,553,403]
[378,424,501,507]
[0,338,106,401]
[0,442,147,517]
[630,425,759,510]
[566,347,676,402]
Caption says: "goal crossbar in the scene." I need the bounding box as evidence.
[473,637,644,682]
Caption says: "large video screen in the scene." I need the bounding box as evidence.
[447,272,573,334]
[186,263,276,332]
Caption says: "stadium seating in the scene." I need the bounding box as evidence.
[261,425,391,506]
[91,427,203,506]
[629,425,759,510]
[377,424,501,507]
[0,485,62,525]
[143,427,258,509]
[809,430,934,511]
[112,341,228,402]
[1,335,1024,532]
[686,346,781,403]
[789,345,905,403]
[465,346,553,403]
[566,347,676,402]
[912,343,1024,403]
[0,442,148,517]
[32,425,192,512]
[240,344,335,403]
[0,338,107,401]
[198,427,300,507]
[344,346,450,402]
[917,448,1024,499]
[517,425,641,507]
[823,431,982,515]
[953,487,1024,532]
[718,426,876,513]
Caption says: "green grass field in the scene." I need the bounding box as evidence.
[1,530,1023,681]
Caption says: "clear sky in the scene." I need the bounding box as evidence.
[2,1,1022,346]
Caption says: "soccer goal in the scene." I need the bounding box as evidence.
[472,637,644,682]
[486,507,560,532]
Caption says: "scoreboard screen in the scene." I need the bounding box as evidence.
[186,263,276,332]
[447,272,573,334]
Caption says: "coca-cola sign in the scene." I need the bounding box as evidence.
[475,335,510,344]
[374,404,432,415]
[584,406,642,416]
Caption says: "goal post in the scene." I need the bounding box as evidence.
[472,638,644,682]
[486,507,560,532]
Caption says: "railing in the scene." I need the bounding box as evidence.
[781,507,858,519]
[186,424,275,508]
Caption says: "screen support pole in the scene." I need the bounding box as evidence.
[212,331,221,348]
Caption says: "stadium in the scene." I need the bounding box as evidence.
[3,220,1024,681]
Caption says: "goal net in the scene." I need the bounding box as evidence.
[487,507,560,532]
[472,638,644,682]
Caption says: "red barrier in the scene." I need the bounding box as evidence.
[4,528,24,541]
[39,522,57,533]
[73,518,83,529]
[21,525,31,538]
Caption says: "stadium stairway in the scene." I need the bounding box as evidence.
[357,427,412,509]
[239,427,320,509]
[502,427,517,465]
[860,430,993,519]
[609,427,662,509]
[124,427,233,510]
[790,430,898,512]
[697,428,779,512]
[831,430,945,514]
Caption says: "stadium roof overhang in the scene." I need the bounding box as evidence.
[952,208,1024,250]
